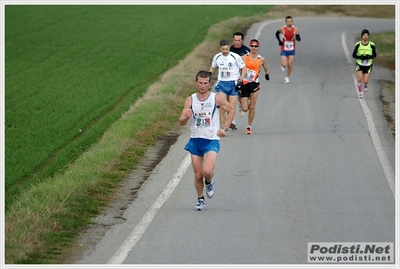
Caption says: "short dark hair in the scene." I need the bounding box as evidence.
[219,39,230,47]
[361,29,370,37]
[232,31,244,40]
[285,16,293,21]
[196,70,211,82]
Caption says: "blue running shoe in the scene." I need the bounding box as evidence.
[195,198,205,211]
[206,182,214,198]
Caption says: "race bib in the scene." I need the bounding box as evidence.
[284,41,294,51]
[360,59,370,66]
[195,112,211,129]
[220,67,231,79]
[245,69,257,82]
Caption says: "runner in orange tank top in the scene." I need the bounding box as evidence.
[238,39,270,135]
[275,16,301,84]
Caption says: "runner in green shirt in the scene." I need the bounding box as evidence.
[352,29,377,98]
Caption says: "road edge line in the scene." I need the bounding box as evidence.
[341,33,395,197]
[107,153,191,264]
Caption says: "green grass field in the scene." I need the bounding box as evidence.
[5,5,272,205]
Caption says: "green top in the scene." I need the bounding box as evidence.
[353,41,376,66]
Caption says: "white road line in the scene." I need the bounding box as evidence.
[107,153,192,264]
[255,19,280,39]
[341,33,395,197]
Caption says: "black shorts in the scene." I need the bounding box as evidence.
[239,82,260,98]
[355,64,373,74]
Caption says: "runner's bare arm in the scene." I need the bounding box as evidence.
[179,96,192,126]
[261,57,270,80]
[216,94,234,129]
[261,57,269,74]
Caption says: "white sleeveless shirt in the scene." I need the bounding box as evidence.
[190,92,220,140]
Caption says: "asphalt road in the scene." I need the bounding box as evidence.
[76,17,396,265]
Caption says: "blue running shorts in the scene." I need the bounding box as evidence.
[184,138,220,157]
[214,80,238,96]
[280,50,296,57]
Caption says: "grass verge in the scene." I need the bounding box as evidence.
[374,31,396,139]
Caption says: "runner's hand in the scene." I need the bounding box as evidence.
[236,80,243,90]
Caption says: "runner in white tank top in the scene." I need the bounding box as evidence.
[179,70,235,211]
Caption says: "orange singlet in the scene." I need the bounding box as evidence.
[243,54,261,85]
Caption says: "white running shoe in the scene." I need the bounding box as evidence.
[246,126,252,135]
[195,198,205,211]
[364,85,368,92]
[238,103,244,117]
[206,181,214,198]
[281,66,285,72]
[284,77,290,84]
[358,92,363,99]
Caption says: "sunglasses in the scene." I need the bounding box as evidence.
[250,45,259,48]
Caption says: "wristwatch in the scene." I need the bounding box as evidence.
[222,127,228,132]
